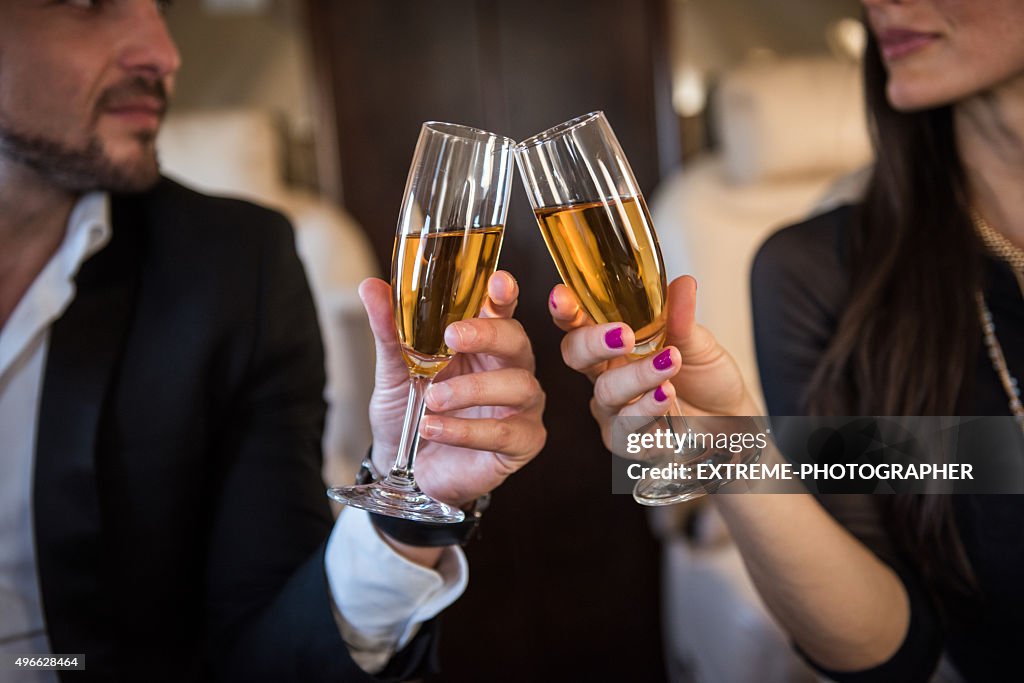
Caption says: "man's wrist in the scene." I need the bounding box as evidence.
[355,456,489,548]
[325,507,469,671]
[376,530,445,568]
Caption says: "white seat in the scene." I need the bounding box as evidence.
[649,56,871,683]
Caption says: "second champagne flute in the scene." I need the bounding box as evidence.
[328,122,515,523]
[515,111,710,505]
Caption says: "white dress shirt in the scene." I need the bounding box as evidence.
[0,192,467,680]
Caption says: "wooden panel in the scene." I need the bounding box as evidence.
[307,0,490,269]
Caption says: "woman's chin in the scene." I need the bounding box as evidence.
[886,80,951,113]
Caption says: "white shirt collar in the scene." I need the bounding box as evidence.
[63,191,113,274]
[0,191,112,379]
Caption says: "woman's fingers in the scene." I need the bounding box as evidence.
[560,323,636,381]
[551,283,637,381]
[617,381,677,418]
[548,284,591,331]
[592,346,681,411]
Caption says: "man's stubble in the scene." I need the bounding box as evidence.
[0,76,167,194]
[0,120,161,194]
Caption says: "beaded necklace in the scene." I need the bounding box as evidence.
[970,210,1024,435]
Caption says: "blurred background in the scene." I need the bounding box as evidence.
[161,1,870,680]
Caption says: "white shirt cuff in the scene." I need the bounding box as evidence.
[324,507,468,674]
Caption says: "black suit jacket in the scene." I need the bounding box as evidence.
[32,178,435,682]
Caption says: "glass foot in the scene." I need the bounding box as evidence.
[632,443,762,506]
[632,477,708,506]
[328,481,465,523]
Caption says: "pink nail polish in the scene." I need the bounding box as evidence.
[654,386,668,402]
[605,327,624,349]
[653,349,673,371]
[549,292,558,310]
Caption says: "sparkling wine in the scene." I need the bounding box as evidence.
[535,196,667,355]
[393,226,504,377]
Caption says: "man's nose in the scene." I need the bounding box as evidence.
[118,1,182,81]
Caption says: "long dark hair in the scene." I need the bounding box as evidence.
[806,29,982,606]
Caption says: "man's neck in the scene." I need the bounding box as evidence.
[955,76,1024,251]
[0,161,78,330]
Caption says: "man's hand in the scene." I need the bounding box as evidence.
[360,271,546,509]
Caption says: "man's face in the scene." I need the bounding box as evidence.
[0,0,180,193]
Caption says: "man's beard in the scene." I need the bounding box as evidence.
[0,77,167,194]
[0,124,160,194]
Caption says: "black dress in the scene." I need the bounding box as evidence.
[750,204,1024,682]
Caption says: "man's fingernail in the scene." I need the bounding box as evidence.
[654,385,668,402]
[605,327,624,349]
[420,417,443,438]
[653,349,673,371]
[429,383,452,408]
[447,322,477,346]
[549,292,558,310]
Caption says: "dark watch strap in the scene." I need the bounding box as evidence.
[356,458,489,547]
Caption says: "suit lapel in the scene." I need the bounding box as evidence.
[34,192,145,663]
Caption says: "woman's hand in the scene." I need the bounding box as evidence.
[361,272,546,508]
[552,277,916,670]
[550,275,757,449]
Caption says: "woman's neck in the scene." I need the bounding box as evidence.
[955,76,1024,251]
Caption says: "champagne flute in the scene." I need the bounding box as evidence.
[515,111,710,505]
[328,122,514,523]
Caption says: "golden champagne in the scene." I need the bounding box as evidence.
[535,196,667,355]
[393,226,504,377]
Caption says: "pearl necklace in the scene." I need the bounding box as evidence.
[970,210,1024,435]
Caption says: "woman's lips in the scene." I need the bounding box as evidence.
[878,28,940,60]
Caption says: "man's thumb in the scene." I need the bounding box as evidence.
[358,278,406,372]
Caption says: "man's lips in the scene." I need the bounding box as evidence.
[102,97,166,126]
[877,28,941,60]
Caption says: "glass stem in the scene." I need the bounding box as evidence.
[665,396,700,454]
[384,374,432,489]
